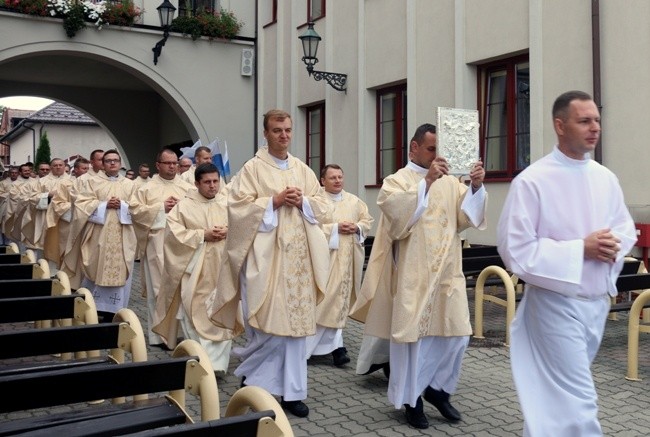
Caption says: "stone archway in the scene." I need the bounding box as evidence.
[0,12,256,173]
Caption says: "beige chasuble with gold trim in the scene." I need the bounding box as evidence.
[351,168,486,343]
[211,147,331,337]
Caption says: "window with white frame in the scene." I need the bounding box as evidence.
[478,55,530,179]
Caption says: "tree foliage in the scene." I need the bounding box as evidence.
[36,131,51,166]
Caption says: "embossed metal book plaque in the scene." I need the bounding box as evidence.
[436,107,479,175]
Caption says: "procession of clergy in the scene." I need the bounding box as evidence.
[0,95,632,436]
[0,143,376,401]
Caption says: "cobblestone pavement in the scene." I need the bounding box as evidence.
[3,264,650,436]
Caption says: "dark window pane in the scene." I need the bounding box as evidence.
[515,62,530,170]
[485,136,507,171]
[381,149,396,180]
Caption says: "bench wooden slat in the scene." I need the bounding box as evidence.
[462,245,498,258]
[0,263,35,280]
[462,255,505,276]
[0,253,21,264]
[0,279,54,299]
[0,357,115,378]
[0,397,187,437]
[0,356,199,413]
[124,411,277,436]
[0,323,122,360]
[616,273,650,292]
[0,294,82,323]
[621,260,642,275]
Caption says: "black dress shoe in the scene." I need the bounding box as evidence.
[404,396,429,429]
[382,363,390,379]
[280,398,309,417]
[423,387,461,421]
[332,347,351,367]
[362,362,390,378]
[150,342,172,351]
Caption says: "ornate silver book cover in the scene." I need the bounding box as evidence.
[436,107,479,175]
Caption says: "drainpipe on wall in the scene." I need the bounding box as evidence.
[592,0,602,163]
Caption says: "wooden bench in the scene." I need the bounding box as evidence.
[0,243,18,254]
[0,340,293,437]
[0,306,146,375]
[462,245,499,258]
[0,271,75,330]
[122,410,279,436]
[0,259,49,280]
[0,253,20,264]
[473,261,650,354]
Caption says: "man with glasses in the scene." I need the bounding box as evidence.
[134,163,151,188]
[130,148,194,347]
[70,150,137,322]
[178,157,193,175]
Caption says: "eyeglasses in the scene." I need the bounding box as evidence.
[104,159,121,164]
[158,161,179,166]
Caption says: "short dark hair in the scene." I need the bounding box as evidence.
[90,149,104,160]
[321,163,343,179]
[102,149,121,162]
[74,158,90,169]
[410,123,437,146]
[195,146,212,156]
[552,90,593,120]
[156,148,177,163]
[139,163,150,170]
[195,163,220,182]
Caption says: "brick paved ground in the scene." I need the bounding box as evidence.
[2,264,650,436]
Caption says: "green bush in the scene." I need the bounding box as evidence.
[170,10,242,41]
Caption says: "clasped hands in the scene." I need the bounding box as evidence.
[204,225,228,242]
[273,186,303,210]
[338,221,358,235]
[106,196,122,209]
[585,228,621,264]
[164,196,179,213]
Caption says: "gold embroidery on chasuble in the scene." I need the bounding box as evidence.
[336,239,354,325]
[417,201,453,338]
[99,217,126,286]
[276,166,317,336]
[283,222,314,336]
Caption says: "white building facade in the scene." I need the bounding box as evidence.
[255,0,650,246]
